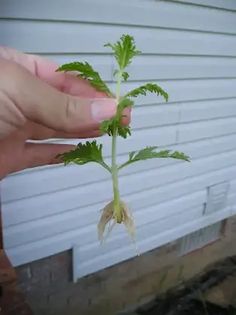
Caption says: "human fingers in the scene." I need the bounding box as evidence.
[0,46,107,98]
[0,58,116,138]
[23,143,76,169]
[23,121,102,140]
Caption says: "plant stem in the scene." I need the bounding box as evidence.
[112,70,122,223]
[99,161,112,173]
[111,131,121,221]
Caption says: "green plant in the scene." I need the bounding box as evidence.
[57,35,189,242]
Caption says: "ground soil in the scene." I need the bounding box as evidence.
[133,256,236,315]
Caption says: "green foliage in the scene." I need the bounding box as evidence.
[56,61,112,96]
[122,71,129,81]
[116,97,133,116]
[126,83,169,102]
[105,34,140,70]
[119,147,190,170]
[58,141,111,172]
[100,98,133,138]
[100,118,131,139]
[58,34,190,242]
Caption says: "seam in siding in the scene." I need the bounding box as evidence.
[158,0,236,12]
[120,77,236,83]
[37,53,236,59]
[1,17,236,36]
[138,97,236,107]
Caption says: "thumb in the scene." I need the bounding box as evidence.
[1,59,116,135]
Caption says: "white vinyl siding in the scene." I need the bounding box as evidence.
[0,0,236,277]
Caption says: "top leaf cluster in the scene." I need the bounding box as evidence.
[105,34,141,71]
[57,34,189,170]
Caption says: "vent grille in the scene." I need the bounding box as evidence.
[179,222,223,256]
[204,182,229,215]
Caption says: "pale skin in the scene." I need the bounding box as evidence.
[0,47,130,179]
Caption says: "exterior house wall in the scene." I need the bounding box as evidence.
[0,0,236,279]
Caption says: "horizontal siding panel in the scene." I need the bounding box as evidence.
[10,79,231,119]
[131,104,179,128]
[1,0,236,34]
[7,203,234,267]
[61,115,236,147]
[78,194,236,265]
[5,165,236,266]
[3,133,236,203]
[175,0,236,10]
[23,78,236,110]
[106,125,175,152]
[76,205,234,278]
[180,98,236,122]
[1,20,236,56]
[45,55,236,81]
[57,124,176,151]
[3,190,206,248]
[3,149,236,227]
[48,54,113,81]
[44,125,177,151]
[69,191,206,263]
[175,134,236,158]
[126,56,236,80]
[3,132,236,203]
[78,192,235,264]
[118,79,236,105]
[178,117,236,142]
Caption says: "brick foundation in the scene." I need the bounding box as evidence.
[16,216,236,315]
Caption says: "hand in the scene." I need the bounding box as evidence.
[0,47,129,179]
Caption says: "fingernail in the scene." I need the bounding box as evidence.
[121,108,131,125]
[91,98,117,122]
[123,107,131,117]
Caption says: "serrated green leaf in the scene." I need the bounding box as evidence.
[100,119,115,136]
[100,97,133,138]
[56,61,112,96]
[100,118,131,139]
[122,72,129,81]
[117,125,131,138]
[117,97,133,116]
[105,34,140,70]
[118,146,190,170]
[125,83,169,102]
[58,141,111,172]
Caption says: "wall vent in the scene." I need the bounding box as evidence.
[179,222,224,256]
[204,182,229,215]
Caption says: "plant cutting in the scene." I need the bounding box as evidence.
[57,34,189,243]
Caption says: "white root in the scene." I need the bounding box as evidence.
[97,200,136,243]
[97,201,114,242]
